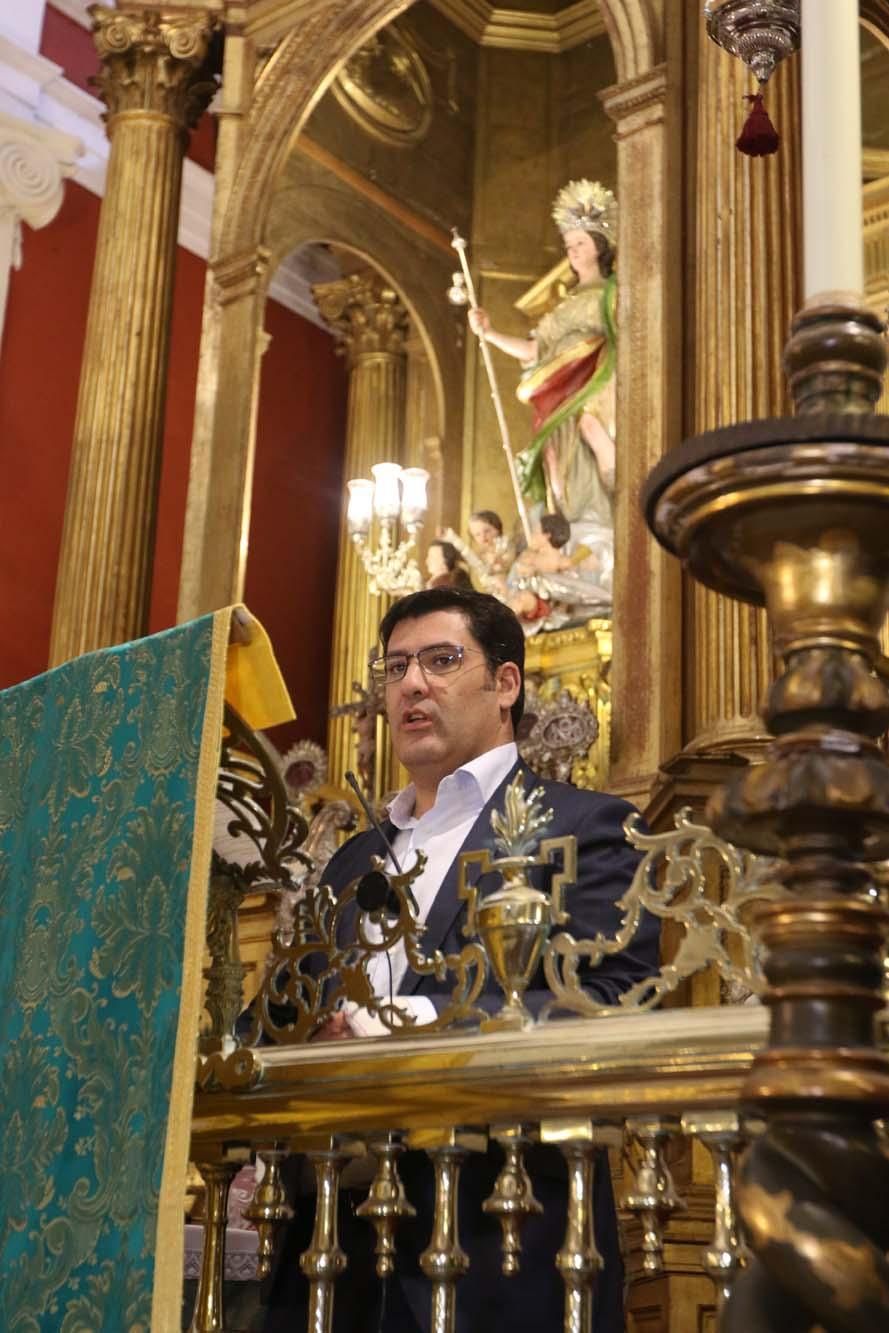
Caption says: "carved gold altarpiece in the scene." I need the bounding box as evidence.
[43,1,889,1330]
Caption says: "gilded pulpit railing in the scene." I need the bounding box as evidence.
[190,1009,771,1333]
[185,709,835,1333]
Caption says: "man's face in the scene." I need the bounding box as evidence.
[384,609,519,784]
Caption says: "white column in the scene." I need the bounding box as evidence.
[801,0,863,299]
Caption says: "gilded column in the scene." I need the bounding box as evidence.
[314,271,409,798]
[600,66,684,809]
[685,34,802,755]
[49,7,216,665]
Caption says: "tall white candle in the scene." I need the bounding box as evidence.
[801,0,864,298]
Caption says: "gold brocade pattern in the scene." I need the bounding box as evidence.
[0,615,227,1331]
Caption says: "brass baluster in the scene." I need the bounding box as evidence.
[356,1134,416,1277]
[299,1140,348,1333]
[243,1147,293,1281]
[550,1123,602,1333]
[189,1159,239,1333]
[682,1111,750,1308]
[417,1131,470,1333]
[482,1125,543,1275]
[622,1116,685,1274]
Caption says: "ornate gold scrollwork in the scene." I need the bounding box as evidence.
[543,807,781,1018]
[196,1046,263,1092]
[247,852,488,1042]
[208,709,782,1052]
[200,706,310,1063]
[330,21,433,148]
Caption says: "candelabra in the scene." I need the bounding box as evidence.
[346,462,429,597]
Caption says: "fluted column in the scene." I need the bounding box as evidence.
[314,271,409,798]
[49,7,216,665]
[685,32,802,755]
[599,66,684,809]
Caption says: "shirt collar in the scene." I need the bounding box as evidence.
[387,742,519,830]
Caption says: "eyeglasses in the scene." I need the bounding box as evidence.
[369,642,482,685]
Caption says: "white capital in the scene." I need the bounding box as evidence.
[0,110,82,351]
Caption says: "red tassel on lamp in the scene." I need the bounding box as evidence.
[736,91,780,157]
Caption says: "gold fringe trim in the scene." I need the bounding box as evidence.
[150,608,230,1331]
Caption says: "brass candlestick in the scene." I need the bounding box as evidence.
[643,299,889,1331]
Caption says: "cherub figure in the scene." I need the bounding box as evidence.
[508,513,611,634]
[440,509,515,598]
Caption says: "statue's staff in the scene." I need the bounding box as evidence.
[449,229,533,544]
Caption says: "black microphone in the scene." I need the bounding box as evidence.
[355,869,400,916]
[345,770,419,914]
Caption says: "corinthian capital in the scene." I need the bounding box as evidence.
[90,5,218,129]
[312,270,409,363]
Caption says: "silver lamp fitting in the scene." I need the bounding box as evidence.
[704,0,800,85]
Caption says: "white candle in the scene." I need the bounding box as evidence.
[801,0,864,299]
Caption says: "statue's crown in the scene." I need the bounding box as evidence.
[552,178,618,244]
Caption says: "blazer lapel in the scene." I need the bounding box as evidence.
[399,759,527,995]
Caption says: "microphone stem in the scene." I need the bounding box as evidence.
[345,771,418,913]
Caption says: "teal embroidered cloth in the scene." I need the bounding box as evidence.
[0,614,229,1332]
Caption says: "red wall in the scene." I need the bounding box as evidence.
[244,305,347,749]
[147,247,209,636]
[0,183,99,690]
[0,181,212,690]
[0,173,347,747]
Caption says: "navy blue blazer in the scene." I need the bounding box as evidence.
[263,761,658,1333]
[323,757,659,1017]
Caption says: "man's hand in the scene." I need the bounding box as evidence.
[312,1011,355,1042]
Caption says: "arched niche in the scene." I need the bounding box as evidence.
[263,166,455,462]
[178,0,679,803]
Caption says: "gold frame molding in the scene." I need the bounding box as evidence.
[431,0,606,53]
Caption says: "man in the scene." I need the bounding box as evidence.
[264,588,659,1332]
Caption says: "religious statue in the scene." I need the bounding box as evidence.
[425,538,473,590]
[440,509,515,599]
[506,511,611,632]
[468,179,618,598]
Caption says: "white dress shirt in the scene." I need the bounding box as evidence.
[346,742,518,1037]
